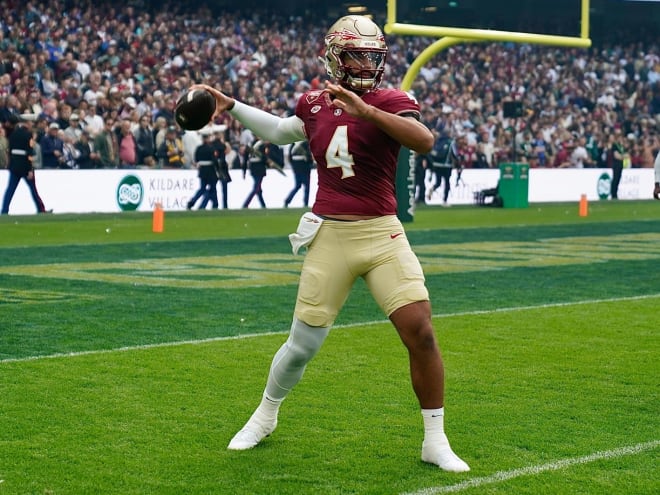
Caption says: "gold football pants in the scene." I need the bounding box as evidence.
[294,215,429,327]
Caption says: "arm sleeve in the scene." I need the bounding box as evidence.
[655,150,660,183]
[229,100,305,145]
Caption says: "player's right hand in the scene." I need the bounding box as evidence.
[189,84,235,116]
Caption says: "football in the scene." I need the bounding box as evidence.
[174,89,216,131]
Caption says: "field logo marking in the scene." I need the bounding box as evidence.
[401,440,659,495]
[0,288,98,305]
[0,233,659,289]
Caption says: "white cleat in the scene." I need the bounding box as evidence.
[421,443,470,472]
[227,418,277,450]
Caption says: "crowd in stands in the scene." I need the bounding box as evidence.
[0,0,658,172]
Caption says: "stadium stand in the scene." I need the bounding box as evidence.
[0,0,657,170]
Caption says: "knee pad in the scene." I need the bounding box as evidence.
[284,317,329,364]
[266,318,330,400]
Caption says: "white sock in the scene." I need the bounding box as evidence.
[421,408,470,472]
[254,393,282,422]
[421,407,450,446]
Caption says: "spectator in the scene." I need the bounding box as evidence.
[158,126,185,168]
[531,130,550,167]
[153,116,169,153]
[55,104,74,131]
[83,107,105,137]
[553,141,573,168]
[64,113,84,142]
[39,68,59,99]
[40,122,65,169]
[134,115,156,167]
[75,131,96,169]
[60,131,78,169]
[0,0,654,183]
[39,100,58,124]
[25,92,43,116]
[118,120,138,168]
[94,119,119,168]
[0,96,23,131]
[570,137,592,168]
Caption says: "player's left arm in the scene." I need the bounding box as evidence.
[326,83,433,154]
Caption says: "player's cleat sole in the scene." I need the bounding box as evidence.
[421,443,470,472]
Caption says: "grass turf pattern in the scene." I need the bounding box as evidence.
[0,201,658,494]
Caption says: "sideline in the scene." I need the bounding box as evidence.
[400,440,659,495]
[1,293,658,364]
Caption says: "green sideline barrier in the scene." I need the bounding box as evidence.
[395,147,415,222]
[499,162,529,208]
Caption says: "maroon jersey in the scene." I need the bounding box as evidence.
[295,88,420,216]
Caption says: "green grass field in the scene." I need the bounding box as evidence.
[0,201,658,494]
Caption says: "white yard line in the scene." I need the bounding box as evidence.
[1,293,658,364]
[400,440,660,495]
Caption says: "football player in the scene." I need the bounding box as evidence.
[190,15,469,472]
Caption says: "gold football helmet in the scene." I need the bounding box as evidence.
[323,15,387,92]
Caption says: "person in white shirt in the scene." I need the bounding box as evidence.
[570,136,591,168]
[83,107,105,136]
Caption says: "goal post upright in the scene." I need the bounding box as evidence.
[389,0,592,221]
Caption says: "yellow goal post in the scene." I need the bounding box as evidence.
[385,0,592,92]
[387,0,592,221]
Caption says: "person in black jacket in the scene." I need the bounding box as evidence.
[75,131,96,169]
[40,122,65,169]
[427,132,460,207]
[187,132,219,210]
[414,151,429,205]
[134,115,156,167]
[213,132,232,209]
[609,129,626,199]
[2,116,48,214]
[284,140,313,208]
[242,139,272,208]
